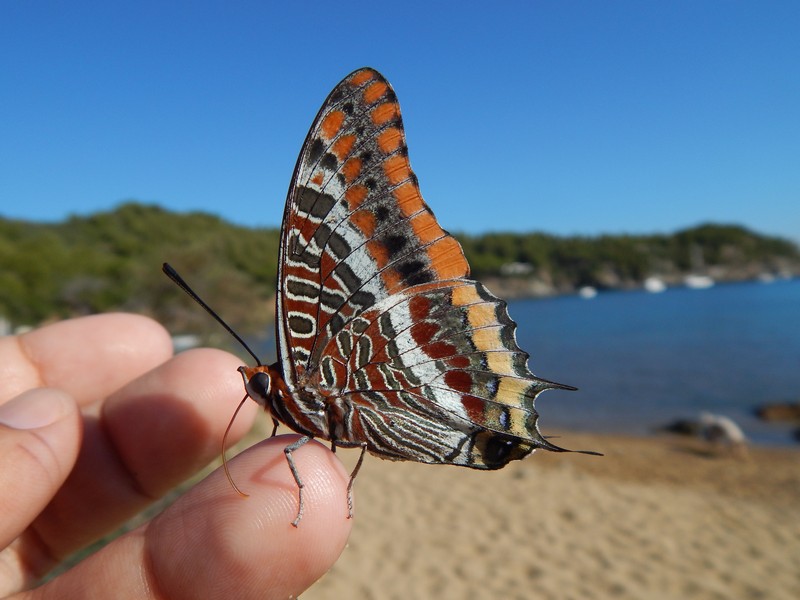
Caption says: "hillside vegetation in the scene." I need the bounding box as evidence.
[1,202,798,332]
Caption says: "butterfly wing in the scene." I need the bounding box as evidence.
[276,68,574,467]
[310,279,573,467]
[276,68,468,383]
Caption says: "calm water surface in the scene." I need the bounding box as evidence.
[249,279,800,446]
[512,279,800,446]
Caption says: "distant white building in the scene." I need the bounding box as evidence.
[500,262,534,276]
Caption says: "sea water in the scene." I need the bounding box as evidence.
[514,278,800,446]
[247,279,800,446]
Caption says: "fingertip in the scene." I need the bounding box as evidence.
[163,347,257,433]
[89,312,175,373]
[146,435,353,600]
[0,388,81,546]
[15,313,175,406]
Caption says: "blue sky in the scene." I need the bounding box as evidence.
[2,1,798,241]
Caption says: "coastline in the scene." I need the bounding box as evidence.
[479,271,799,300]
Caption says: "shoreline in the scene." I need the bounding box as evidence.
[543,421,800,449]
[481,272,799,300]
[305,430,800,599]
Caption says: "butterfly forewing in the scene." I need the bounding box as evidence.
[277,68,468,382]
[274,67,573,469]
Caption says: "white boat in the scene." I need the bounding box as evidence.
[684,274,714,289]
[685,245,714,289]
[757,273,776,284]
[578,286,598,299]
[643,277,666,293]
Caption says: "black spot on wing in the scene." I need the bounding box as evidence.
[308,139,325,163]
[396,260,433,286]
[375,205,390,221]
[320,153,338,172]
[297,187,336,218]
[288,314,314,335]
[384,233,408,256]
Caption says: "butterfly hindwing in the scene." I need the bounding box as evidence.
[310,279,568,466]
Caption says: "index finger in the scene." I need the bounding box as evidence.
[0,313,174,406]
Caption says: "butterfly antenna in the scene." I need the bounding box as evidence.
[221,395,251,497]
[162,262,262,365]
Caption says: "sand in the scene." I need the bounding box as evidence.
[303,431,800,600]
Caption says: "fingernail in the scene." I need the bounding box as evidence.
[0,390,71,430]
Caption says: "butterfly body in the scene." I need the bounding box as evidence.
[238,68,585,497]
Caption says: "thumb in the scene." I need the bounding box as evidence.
[0,388,82,548]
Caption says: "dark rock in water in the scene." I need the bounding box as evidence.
[755,402,800,422]
[655,418,702,437]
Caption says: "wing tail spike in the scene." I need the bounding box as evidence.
[538,377,578,393]
[536,433,603,456]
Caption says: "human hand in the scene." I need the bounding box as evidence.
[0,313,352,599]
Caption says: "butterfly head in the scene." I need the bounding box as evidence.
[238,364,283,409]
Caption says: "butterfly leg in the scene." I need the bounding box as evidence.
[346,443,367,519]
[284,435,312,527]
[270,417,280,437]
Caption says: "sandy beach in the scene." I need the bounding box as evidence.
[303,431,800,600]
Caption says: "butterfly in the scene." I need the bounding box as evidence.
[230,68,595,526]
